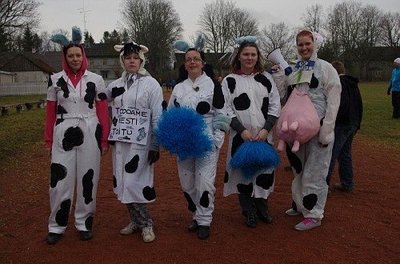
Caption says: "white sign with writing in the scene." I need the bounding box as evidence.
[108,106,151,145]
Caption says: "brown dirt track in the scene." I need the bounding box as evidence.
[0,135,399,264]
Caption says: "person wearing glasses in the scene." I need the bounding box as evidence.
[167,48,230,240]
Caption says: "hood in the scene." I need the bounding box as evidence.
[62,45,88,76]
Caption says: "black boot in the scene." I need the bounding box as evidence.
[46,232,62,245]
[255,198,273,224]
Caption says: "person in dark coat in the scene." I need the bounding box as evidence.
[327,61,363,192]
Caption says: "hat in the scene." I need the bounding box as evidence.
[114,42,149,75]
[394,58,400,64]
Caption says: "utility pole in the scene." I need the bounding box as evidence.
[78,0,91,34]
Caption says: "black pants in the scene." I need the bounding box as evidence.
[392,91,400,118]
[238,194,267,215]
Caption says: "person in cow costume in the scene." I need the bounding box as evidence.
[164,34,230,240]
[222,37,281,228]
[278,30,341,231]
[106,42,163,243]
[44,27,109,244]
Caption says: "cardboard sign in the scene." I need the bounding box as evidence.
[108,106,151,145]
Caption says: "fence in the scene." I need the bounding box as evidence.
[0,83,47,96]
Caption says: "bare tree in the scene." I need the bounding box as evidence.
[259,22,294,60]
[198,0,259,53]
[302,4,325,33]
[0,0,40,29]
[379,11,400,47]
[121,0,182,76]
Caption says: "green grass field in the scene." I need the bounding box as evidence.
[0,84,398,169]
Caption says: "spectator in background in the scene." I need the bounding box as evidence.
[387,58,400,119]
[327,61,363,192]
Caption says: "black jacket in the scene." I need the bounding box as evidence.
[335,75,363,130]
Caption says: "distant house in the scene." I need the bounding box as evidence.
[85,43,121,80]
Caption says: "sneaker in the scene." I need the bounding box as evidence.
[197,225,210,240]
[285,208,301,216]
[334,183,353,192]
[46,232,62,245]
[79,231,93,241]
[294,218,321,231]
[142,226,155,243]
[187,220,199,232]
[120,222,138,235]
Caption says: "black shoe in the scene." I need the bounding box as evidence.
[188,220,199,232]
[197,225,210,240]
[257,210,273,224]
[79,231,93,241]
[246,213,257,228]
[46,232,62,245]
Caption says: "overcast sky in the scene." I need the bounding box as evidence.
[39,0,400,42]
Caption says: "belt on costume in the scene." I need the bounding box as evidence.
[56,113,96,120]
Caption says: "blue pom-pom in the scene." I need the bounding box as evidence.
[50,34,70,47]
[235,36,257,45]
[230,141,280,179]
[156,107,213,160]
[72,26,82,45]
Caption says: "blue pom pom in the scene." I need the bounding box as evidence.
[50,34,70,47]
[230,141,280,179]
[72,26,82,45]
[156,107,213,160]
[235,36,257,45]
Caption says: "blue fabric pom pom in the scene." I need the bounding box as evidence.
[174,40,190,52]
[156,107,213,160]
[50,34,70,47]
[230,141,280,179]
[72,26,82,45]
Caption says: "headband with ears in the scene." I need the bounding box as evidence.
[173,32,205,52]
[50,26,82,47]
[114,42,149,56]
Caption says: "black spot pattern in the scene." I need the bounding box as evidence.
[50,163,67,188]
[82,169,94,204]
[111,87,125,98]
[125,154,139,173]
[254,74,272,92]
[95,124,102,151]
[309,74,319,89]
[85,215,93,230]
[143,186,156,201]
[231,133,244,157]
[56,105,68,125]
[173,98,180,108]
[261,97,269,120]
[237,183,253,194]
[286,145,302,174]
[200,191,210,208]
[320,118,324,126]
[224,171,229,183]
[196,101,211,115]
[291,200,298,212]
[48,75,53,87]
[184,192,196,212]
[113,175,117,188]
[55,199,71,227]
[255,172,274,190]
[303,193,318,210]
[226,77,236,94]
[57,77,69,98]
[98,92,107,100]
[212,83,225,109]
[62,127,84,151]
[162,100,168,111]
[84,82,96,109]
[233,93,251,111]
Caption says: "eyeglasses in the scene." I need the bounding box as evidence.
[185,57,203,63]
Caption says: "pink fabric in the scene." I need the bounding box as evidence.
[275,89,320,152]
[44,100,57,148]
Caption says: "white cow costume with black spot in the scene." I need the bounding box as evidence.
[277,30,341,225]
[107,73,163,204]
[168,72,228,227]
[46,45,109,235]
[222,72,281,199]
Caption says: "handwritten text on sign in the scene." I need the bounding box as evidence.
[108,106,151,145]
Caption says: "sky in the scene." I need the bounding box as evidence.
[39,0,400,43]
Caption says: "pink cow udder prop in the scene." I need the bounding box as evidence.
[276,89,320,152]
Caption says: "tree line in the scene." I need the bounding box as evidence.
[1,0,399,77]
